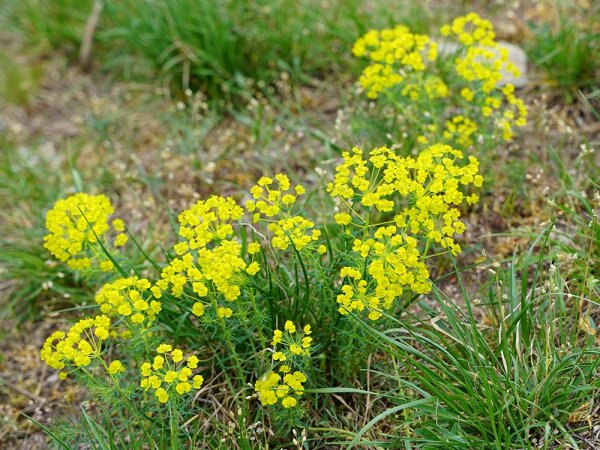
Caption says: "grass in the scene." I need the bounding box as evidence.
[526,1,600,95]
[341,141,600,448]
[6,0,93,54]
[356,245,599,448]
[0,138,81,321]
[2,0,447,105]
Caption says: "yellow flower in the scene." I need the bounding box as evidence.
[272,329,283,345]
[187,355,199,369]
[114,233,128,247]
[94,327,109,340]
[178,367,191,381]
[282,397,297,408]
[153,356,165,370]
[460,87,474,101]
[141,362,152,377]
[192,375,204,389]
[164,371,178,383]
[248,242,261,254]
[171,349,184,363]
[99,260,114,272]
[112,219,125,231]
[155,388,169,403]
[284,321,296,333]
[290,344,302,355]
[334,213,352,226]
[108,360,125,375]
[156,344,172,354]
[273,351,286,361]
[176,382,191,395]
[192,302,205,317]
[246,262,260,275]
[216,307,233,319]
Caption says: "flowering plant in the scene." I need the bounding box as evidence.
[352,13,527,154]
[35,13,535,444]
[40,141,482,425]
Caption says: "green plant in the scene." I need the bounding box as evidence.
[345,11,528,187]
[7,0,93,53]
[34,141,486,446]
[526,3,600,94]
[348,228,599,448]
[5,0,434,104]
[0,139,82,321]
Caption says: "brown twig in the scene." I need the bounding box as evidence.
[79,0,104,70]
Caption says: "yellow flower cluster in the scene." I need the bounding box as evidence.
[246,174,321,252]
[108,360,125,375]
[155,196,259,319]
[455,46,511,92]
[40,133,483,411]
[353,25,437,98]
[40,309,204,406]
[95,277,162,327]
[271,321,313,360]
[495,84,528,141]
[442,13,527,141]
[329,144,481,319]
[353,12,528,146]
[338,230,430,320]
[443,115,478,148]
[140,344,204,404]
[401,75,449,101]
[40,315,111,379]
[254,321,311,408]
[44,193,128,271]
[357,64,403,99]
[440,12,496,47]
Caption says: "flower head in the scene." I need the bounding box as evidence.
[140,345,203,404]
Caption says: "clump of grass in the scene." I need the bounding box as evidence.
[3,0,93,54]
[544,144,599,303]
[347,227,599,449]
[5,0,435,104]
[526,3,600,94]
[101,0,423,101]
[0,138,78,321]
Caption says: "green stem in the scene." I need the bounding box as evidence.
[249,290,267,351]
[169,403,179,450]
[212,297,246,386]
